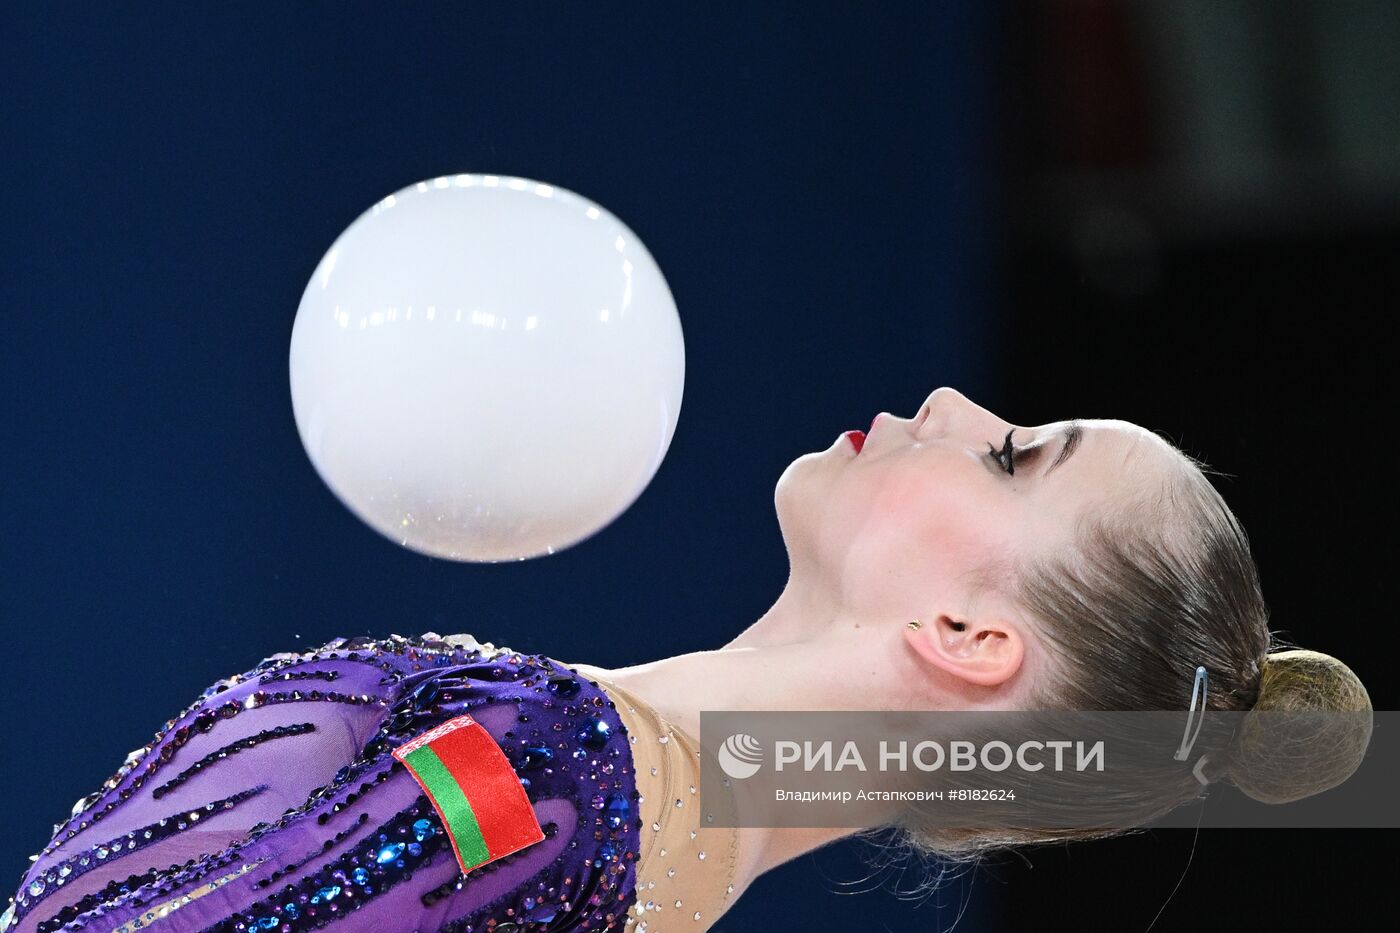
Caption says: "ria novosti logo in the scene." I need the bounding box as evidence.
[715,731,1109,780]
[717,733,764,779]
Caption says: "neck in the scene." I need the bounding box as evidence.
[571,584,931,892]
[592,638,902,743]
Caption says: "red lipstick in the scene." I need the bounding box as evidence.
[845,413,884,454]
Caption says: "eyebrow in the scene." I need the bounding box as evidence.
[1045,420,1083,476]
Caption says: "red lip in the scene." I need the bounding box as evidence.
[845,413,884,454]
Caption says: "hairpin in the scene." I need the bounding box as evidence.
[1174,665,1212,786]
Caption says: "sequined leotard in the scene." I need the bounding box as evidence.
[3,633,652,933]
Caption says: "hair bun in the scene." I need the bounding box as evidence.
[1225,649,1373,804]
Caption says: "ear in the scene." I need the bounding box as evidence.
[905,613,1025,688]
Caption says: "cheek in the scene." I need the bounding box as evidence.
[840,463,1015,592]
[882,472,998,555]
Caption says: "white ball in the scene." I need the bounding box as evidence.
[289,175,685,562]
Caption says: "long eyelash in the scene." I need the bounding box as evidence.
[987,429,1018,475]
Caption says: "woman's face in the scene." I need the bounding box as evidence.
[774,387,1180,620]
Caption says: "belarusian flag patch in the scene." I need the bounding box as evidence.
[391,713,544,874]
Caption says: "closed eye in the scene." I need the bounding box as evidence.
[987,429,1046,476]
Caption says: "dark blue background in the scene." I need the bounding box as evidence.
[2,4,997,929]
[11,3,1399,930]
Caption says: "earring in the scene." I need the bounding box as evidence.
[907,619,923,631]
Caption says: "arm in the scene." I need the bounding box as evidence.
[5,633,640,933]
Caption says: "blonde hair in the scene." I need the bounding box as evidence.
[1228,649,1372,804]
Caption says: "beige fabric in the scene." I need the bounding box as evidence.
[572,665,742,932]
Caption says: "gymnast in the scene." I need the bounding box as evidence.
[4,386,1371,932]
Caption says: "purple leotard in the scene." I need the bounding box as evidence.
[3,633,640,932]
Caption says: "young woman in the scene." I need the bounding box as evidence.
[4,387,1371,933]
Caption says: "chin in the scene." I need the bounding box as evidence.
[774,449,818,500]
[773,451,828,542]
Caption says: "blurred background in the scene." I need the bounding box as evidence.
[1,2,1394,930]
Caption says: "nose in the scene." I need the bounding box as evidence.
[914,386,1012,439]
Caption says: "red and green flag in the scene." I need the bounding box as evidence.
[392,713,544,873]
